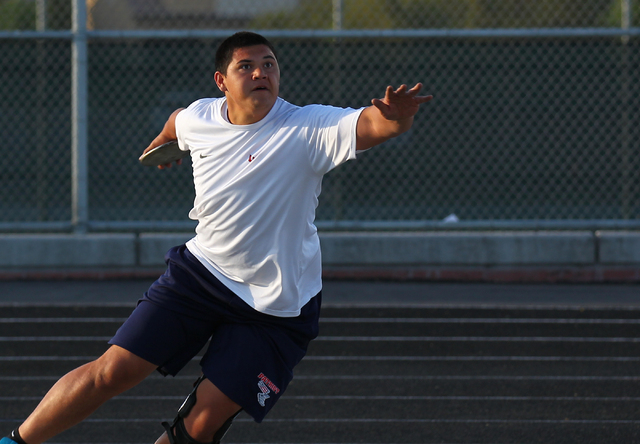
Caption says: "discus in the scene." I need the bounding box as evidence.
[139,141,189,167]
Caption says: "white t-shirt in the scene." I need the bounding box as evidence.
[175,97,364,317]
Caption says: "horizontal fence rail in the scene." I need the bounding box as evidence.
[5,220,640,234]
[4,27,640,40]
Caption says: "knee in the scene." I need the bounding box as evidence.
[91,362,131,394]
[91,347,154,394]
[163,376,242,444]
[165,411,240,444]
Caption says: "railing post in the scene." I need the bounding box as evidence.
[71,0,88,233]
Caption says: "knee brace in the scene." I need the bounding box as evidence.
[162,375,240,444]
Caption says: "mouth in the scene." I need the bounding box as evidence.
[252,86,269,92]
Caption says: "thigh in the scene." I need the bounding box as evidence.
[182,378,242,440]
[200,321,309,423]
[109,300,215,376]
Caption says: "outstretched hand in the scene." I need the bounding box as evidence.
[356,83,433,151]
[371,83,433,121]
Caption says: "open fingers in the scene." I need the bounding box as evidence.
[396,83,424,97]
[383,85,394,100]
[385,84,407,99]
[371,97,390,115]
[415,95,433,104]
[407,83,423,96]
[384,83,429,101]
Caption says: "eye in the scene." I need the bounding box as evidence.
[240,64,251,70]
[264,62,273,68]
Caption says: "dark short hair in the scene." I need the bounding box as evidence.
[215,32,278,75]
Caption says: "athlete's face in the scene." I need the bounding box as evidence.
[214,45,280,125]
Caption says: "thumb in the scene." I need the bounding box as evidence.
[371,98,390,114]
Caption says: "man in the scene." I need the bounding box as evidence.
[3,31,432,444]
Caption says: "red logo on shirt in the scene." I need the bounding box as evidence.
[248,154,255,162]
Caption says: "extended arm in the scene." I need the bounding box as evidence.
[356,83,432,151]
[140,108,185,169]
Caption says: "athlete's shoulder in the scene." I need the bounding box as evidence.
[294,102,355,117]
[177,97,225,127]
[293,102,328,114]
[288,102,362,127]
[272,97,299,115]
[186,97,223,113]
[279,100,343,123]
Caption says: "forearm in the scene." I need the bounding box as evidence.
[374,110,414,138]
[356,83,431,151]
[356,106,413,151]
[146,108,184,150]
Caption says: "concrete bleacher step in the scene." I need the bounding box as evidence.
[306,339,640,358]
[294,358,640,378]
[3,376,638,399]
[1,304,639,443]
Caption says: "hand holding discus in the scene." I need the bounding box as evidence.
[139,140,189,169]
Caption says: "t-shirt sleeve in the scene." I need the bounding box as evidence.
[175,98,210,152]
[301,104,365,174]
[174,105,191,152]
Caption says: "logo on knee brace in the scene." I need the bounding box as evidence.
[256,373,280,407]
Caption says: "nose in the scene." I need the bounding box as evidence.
[252,66,266,79]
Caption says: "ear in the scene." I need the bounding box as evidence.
[214,71,227,93]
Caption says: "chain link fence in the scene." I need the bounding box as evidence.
[2,0,638,31]
[1,0,639,231]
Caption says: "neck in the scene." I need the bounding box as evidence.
[226,98,275,125]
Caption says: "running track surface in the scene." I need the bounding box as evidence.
[0,280,639,443]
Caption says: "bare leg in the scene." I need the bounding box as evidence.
[18,345,157,444]
[155,378,242,444]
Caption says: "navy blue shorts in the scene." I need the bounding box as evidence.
[109,244,321,422]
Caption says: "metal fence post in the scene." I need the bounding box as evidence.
[331,0,345,221]
[621,0,632,218]
[622,0,632,30]
[332,0,343,31]
[36,0,47,31]
[72,0,88,233]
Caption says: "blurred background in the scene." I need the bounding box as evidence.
[1,0,639,279]
[3,8,639,442]
[2,0,639,229]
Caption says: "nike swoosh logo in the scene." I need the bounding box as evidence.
[200,154,209,158]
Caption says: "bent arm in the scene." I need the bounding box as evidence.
[140,108,185,169]
[356,83,432,152]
